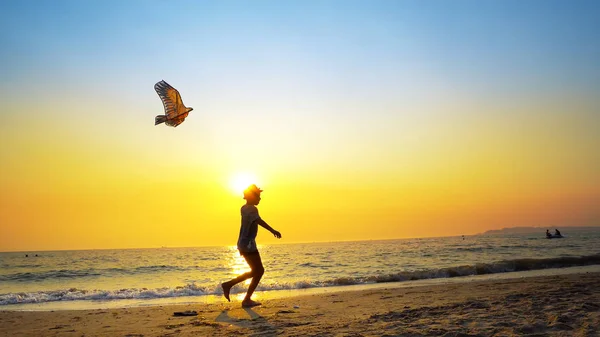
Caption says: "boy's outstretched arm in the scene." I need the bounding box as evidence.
[256,218,282,239]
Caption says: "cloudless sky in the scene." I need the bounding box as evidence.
[1,0,599,251]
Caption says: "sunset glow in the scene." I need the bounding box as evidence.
[0,1,599,252]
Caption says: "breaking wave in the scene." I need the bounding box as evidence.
[0,283,211,305]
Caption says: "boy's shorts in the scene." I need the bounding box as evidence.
[239,250,259,257]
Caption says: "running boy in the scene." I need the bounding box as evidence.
[221,184,282,307]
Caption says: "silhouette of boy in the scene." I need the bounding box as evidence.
[221,184,281,307]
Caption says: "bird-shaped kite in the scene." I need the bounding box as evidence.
[154,80,193,127]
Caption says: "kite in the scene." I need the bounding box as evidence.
[154,80,193,127]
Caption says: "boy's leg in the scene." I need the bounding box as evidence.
[222,252,255,302]
[221,271,252,302]
[242,252,264,307]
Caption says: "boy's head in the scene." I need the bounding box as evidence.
[243,184,263,204]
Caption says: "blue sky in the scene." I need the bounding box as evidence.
[3,1,599,93]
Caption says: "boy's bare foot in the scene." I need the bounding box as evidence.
[221,283,231,302]
[241,299,261,308]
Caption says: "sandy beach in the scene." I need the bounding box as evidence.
[1,272,599,337]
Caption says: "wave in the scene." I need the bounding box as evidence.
[0,265,205,282]
[366,254,600,283]
[1,254,599,306]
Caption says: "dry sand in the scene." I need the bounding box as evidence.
[1,272,599,337]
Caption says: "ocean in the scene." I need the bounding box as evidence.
[2,228,599,311]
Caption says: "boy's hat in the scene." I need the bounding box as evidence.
[243,184,263,199]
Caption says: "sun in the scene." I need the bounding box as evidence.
[229,172,259,195]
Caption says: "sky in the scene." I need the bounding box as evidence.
[1,0,599,252]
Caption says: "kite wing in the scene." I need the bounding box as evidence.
[154,80,193,127]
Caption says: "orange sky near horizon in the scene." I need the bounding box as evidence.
[1,1,599,252]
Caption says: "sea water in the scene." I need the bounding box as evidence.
[1,229,599,311]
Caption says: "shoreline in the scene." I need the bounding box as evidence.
[2,264,600,312]
[1,271,599,336]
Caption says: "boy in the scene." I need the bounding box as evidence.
[221,184,282,308]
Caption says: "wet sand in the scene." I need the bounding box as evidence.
[1,271,599,336]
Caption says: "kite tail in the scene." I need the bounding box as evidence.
[155,115,167,125]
